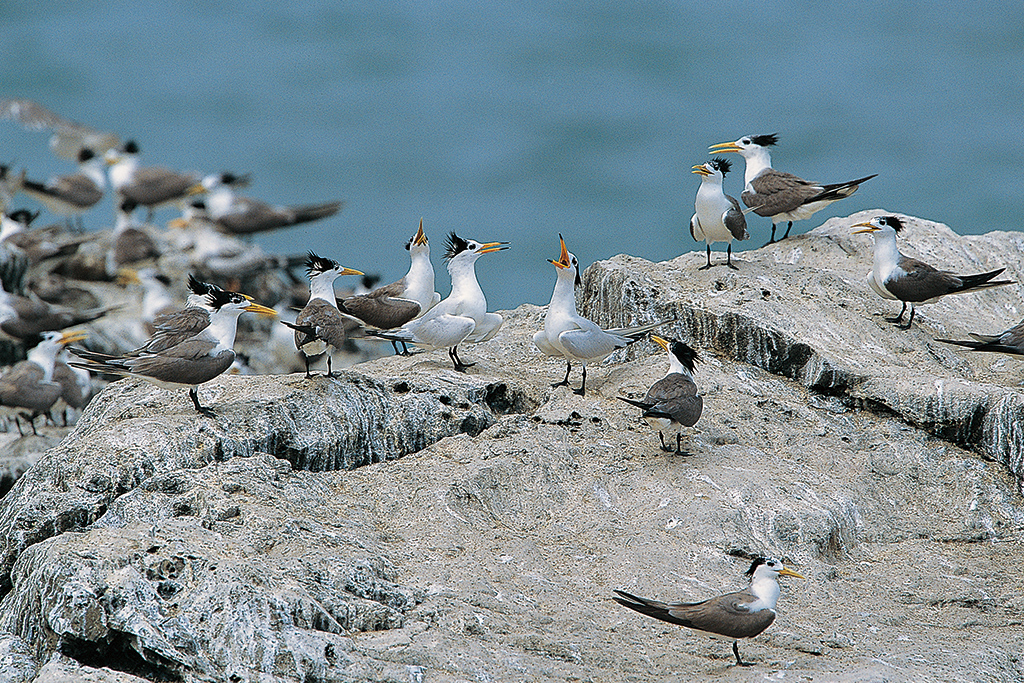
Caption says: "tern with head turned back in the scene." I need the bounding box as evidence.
[691,158,748,269]
[710,134,876,245]
[852,215,1012,329]
[70,286,276,417]
[281,252,364,378]
[372,232,508,372]
[0,329,88,435]
[532,235,670,396]
[617,336,702,454]
[338,218,441,355]
[614,557,805,667]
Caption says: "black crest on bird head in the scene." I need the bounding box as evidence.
[206,286,243,310]
[879,215,904,233]
[708,157,732,176]
[7,209,38,225]
[444,232,470,260]
[749,133,779,148]
[305,251,339,276]
[745,557,768,577]
[671,341,701,375]
[187,273,224,298]
[189,198,207,210]
[123,140,140,154]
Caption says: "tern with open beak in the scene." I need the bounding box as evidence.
[0,329,88,435]
[690,157,748,269]
[710,134,876,244]
[852,215,1012,329]
[614,557,805,667]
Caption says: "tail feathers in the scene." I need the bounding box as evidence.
[814,174,877,201]
[291,201,344,225]
[616,396,652,411]
[935,337,1024,356]
[279,319,318,336]
[604,317,674,340]
[954,268,1012,293]
[612,590,690,627]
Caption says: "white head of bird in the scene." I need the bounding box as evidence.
[406,218,430,259]
[652,335,700,380]
[443,232,509,278]
[0,209,38,240]
[27,330,89,381]
[204,287,277,351]
[709,133,779,181]
[692,157,732,186]
[744,556,805,610]
[304,251,364,302]
[548,233,582,289]
[852,215,903,264]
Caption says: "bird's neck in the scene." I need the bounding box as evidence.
[743,149,772,185]
[83,160,108,189]
[27,345,60,382]
[308,275,339,304]
[405,250,435,304]
[871,232,901,275]
[747,575,781,611]
[548,271,578,315]
[448,258,484,303]
[665,354,690,380]
[695,178,726,205]
[109,157,137,190]
[207,311,242,350]
[206,187,235,217]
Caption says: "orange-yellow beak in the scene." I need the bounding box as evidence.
[708,141,743,153]
[851,221,879,234]
[548,234,572,269]
[413,218,428,246]
[477,241,510,254]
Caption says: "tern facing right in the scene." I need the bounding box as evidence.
[853,215,1012,329]
[690,158,748,270]
[532,235,668,396]
[617,335,702,454]
[373,232,508,372]
[0,330,88,435]
[613,557,805,667]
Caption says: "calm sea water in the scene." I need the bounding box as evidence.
[3,1,1024,310]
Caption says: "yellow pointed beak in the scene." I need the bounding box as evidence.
[413,218,428,246]
[185,182,207,196]
[339,267,364,276]
[477,241,510,254]
[778,567,805,579]
[244,302,278,317]
[58,330,89,346]
[691,164,711,176]
[548,234,572,269]
[651,335,671,353]
[167,217,189,229]
[115,268,141,286]
[851,221,879,234]
[709,141,742,153]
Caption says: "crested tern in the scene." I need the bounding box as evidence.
[20,148,106,229]
[70,286,276,417]
[0,330,88,435]
[0,98,120,159]
[106,140,199,219]
[617,335,702,454]
[372,232,508,372]
[936,318,1024,356]
[690,157,748,270]
[853,215,1012,329]
[710,134,876,244]
[532,235,668,395]
[200,171,343,236]
[614,557,805,667]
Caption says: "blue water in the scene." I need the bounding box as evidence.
[3,1,1024,310]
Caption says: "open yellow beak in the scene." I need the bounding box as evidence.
[651,335,671,353]
[708,141,742,153]
[413,218,428,246]
[851,221,879,234]
[59,330,89,346]
[548,234,572,269]
[477,241,510,254]
[691,163,711,177]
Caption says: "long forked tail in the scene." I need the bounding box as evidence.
[291,201,345,226]
[954,268,1013,294]
[935,335,1024,356]
[814,173,878,201]
[604,317,675,340]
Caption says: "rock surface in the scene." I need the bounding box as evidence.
[0,212,1022,682]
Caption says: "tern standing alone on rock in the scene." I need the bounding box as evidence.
[710,133,876,245]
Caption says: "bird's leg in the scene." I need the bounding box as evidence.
[658,432,673,453]
[303,355,313,379]
[781,221,793,239]
[899,304,916,330]
[572,365,587,396]
[674,433,694,457]
[400,341,412,356]
[190,388,216,418]
[390,340,401,355]
[732,641,753,667]
[450,346,474,372]
[699,244,713,271]
[885,301,907,324]
[551,360,572,388]
[326,354,333,378]
[764,223,778,246]
[726,244,738,270]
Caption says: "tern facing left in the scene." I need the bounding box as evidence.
[853,215,1012,329]
[710,134,876,245]
[70,288,276,417]
[936,318,1024,357]
[533,235,669,396]
[690,158,748,270]
[613,557,805,667]
[373,232,508,372]
[617,336,702,455]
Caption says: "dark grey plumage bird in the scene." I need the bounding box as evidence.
[0,330,87,435]
[617,336,702,455]
[20,148,106,229]
[936,318,1024,356]
[201,172,343,236]
[710,134,876,244]
[106,140,200,219]
[853,215,1012,329]
[613,557,805,667]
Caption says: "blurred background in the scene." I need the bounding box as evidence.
[3,0,1023,310]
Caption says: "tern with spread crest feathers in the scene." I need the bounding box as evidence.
[614,557,805,667]
[338,218,441,354]
[281,252,364,378]
[853,215,1012,329]
[690,157,748,269]
[617,336,702,454]
[373,232,508,372]
[710,134,876,244]
[70,284,276,417]
[533,235,670,396]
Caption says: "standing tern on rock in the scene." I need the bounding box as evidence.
[20,148,106,229]
[281,252,363,378]
[710,134,876,244]
[690,157,748,269]
[532,235,670,396]
[617,336,702,454]
[0,330,88,435]
[613,557,805,667]
[70,286,276,417]
[338,218,441,355]
[106,140,199,219]
[853,215,1012,329]
[373,232,508,372]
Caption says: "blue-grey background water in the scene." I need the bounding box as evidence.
[3,1,1024,311]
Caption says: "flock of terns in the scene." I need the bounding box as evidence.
[1,99,1020,667]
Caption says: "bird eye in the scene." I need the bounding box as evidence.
[741,137,750,144]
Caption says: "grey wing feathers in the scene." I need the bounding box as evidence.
[744,169,822,215]
[137,308,211,354]
[667,591,776,639]
[295,299,351,348]
[644,374,702,427]
[724,194,748,240]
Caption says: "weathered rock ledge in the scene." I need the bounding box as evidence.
[0,211,1022,683]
